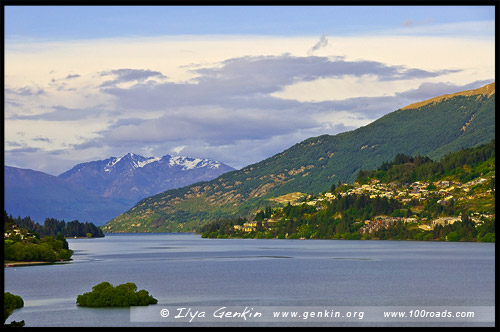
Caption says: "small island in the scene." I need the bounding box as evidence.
[76,282,158,307]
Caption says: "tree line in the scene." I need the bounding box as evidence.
[356,139,495,184]
[200,193,403,240]
[199,198,494,242]
[5,211,104,238]
[4,212,75,262]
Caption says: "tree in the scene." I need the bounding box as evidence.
[446,231,460,242]
[4,292,24,326]
[92,281,113,293]
[480,233,495,242]
[56,232,69,249]
[9,242,27,261]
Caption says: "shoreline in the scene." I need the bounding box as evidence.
[68,236,103,239]
[4,260,72,268]
[102,232,494,243]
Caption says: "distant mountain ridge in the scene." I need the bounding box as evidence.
[62,153,225,176]
[58,153,234,202]
[401,82,495,110]
[4,153,234,225]
[102,82,495,233]
[4,166,130,224]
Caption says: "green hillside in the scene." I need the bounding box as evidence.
[102,83,495,233]
[200,139,495,242]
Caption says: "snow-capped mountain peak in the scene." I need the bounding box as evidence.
[137,156,162,168]
[104,156,123,172]
[104,153,161,173]
[168,156,221,170]
[100,153,224,174]
[53,153,234,214]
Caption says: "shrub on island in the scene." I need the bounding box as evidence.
[76,282,157,307]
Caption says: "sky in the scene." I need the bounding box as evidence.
[4,5,496,175]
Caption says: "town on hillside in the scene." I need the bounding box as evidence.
[201,172,495,242]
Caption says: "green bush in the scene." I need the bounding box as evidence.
[76,282,157,307]
[480,232,495,242]
[446,231,461,242]
[4,292,24,326]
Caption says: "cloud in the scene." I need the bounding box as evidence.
[102,55,459,112]
[308,34,329,55]
[194,54,460,86]
[9,105,112,121]
[47,74,82,92]
[4,147,79,175]
[6,86,45,96]
[195,54,445,84]
[394,20,493,38]
[64,54,467,169]
[402,19,414,27]
[32,136,53,143]
[5,146,42,154]
[75,105,321,150]
[402,18,434,28]
[99,68,167,87]
[5,141,24,147]
[171,145,185,154]
[4,30,493,175]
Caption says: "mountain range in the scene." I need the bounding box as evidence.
[101,82,495,233]
[4,154,234,225]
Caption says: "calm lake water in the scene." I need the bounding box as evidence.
[4,233,495,327]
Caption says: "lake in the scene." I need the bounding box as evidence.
[4,233,495,327]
